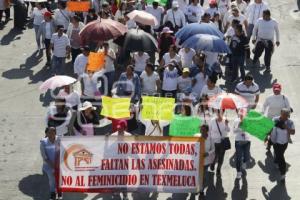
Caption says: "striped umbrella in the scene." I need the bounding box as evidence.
[208,93,248,110]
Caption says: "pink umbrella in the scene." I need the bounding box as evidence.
[39,75,77,93]
[79,19,127,44]
[127,10,158,26]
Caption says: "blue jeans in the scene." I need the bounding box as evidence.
[51,56,66,75]
[231,55,245,81]
[33,24,41,48]
[43,165,56,193]
[235,141,251,172]
[104,71,115,96]
[134,71,142,77]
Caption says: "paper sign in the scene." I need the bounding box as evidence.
[67,1,91,12]
[169,115,202,137]
[141,96,175,121]
[87,52,105,72]
[240,110,275,141]
[146,0,167,6]
[101,96,131,119]
[59,136,205,193]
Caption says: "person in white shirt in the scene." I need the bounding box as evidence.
[192,66,207,100]
[262,83,291,119]
[162,62,179,98]
[233,109,251,179]
[49,25,71,75]
[163,1,186,32]
[53,1,73,30]
[145,0,164,31]
[103,42,116,95]
[232,0,248,14]
[209,109,230,176]
[191,124,215,199]
[235,73,260,109]
[270,109,295,183]
[81,69,105,100]
[200,76,222,99]
[185,0,204,23]
[57,85,81,110]
[177,68,192,93]
[217,0,231,19]
[114,1,127,23]
[252,10,280,73]
[205,0,218,19]
[133,51,150,76]
[160,45,181,67]
[74,46,89,78]
[111,120,132,136]
[178,47,196,68]
[245,0,268,39]
[31,3,47,50]
[225,7,248,33]
[140,63,161,95]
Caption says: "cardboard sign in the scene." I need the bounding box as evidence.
[141,96,175,121]
[59,136,205,193]
[101,96,131,119]
[169,115,202,137]
[87,52,105,72]
[67,1,91,12]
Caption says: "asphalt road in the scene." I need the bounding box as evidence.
[0,0,300,199]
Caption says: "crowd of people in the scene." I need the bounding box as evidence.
[2,0,295,199]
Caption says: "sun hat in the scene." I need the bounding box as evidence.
[162,26,173,34]
[79,101,96,111]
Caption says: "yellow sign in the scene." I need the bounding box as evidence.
[87,52,105,72]
[141,96,175,121]
[67,1,91,12]
[101,96,131,119]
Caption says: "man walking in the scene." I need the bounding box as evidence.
[49,25,71,75]
[251,9,280,73]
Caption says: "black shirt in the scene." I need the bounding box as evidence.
[230,34,249,56]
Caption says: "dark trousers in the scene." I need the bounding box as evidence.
[71,48,81,64]
[298,0,300,10]
[235,141,251,172]
[231,55,245,81]
[273,143,288,175]
[13,3,26,29]
[5,7,10,19]
[253,40,274,69]
[213,143,225,170]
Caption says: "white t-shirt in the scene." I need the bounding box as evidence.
[235,82,260,106]
[50,33,70,58]
[57,89,81,108]
[134,52,150,72]
[227,14,247,25]
[203,51,219,67]
[31,8,47,26]
[271,117,294,144]
[209,117,230,144]
[233,118,250,141]
[177,76,192,92]
[45,22,52,39]
[178,48,196,68]
[145,5,164,29]
[262,94,291,119]
[140,71,160,95]
[162,67,178,91]
[104,49,116,72]
[163,53,181,65]
[200,85,222,98]
[74,54,88,76]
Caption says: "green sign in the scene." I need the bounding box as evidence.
[146,0,168,6]
[240,110,275,141]
[169,115,202,137]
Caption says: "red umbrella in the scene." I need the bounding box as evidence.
[79,19,127,44]
[208,93,248,110]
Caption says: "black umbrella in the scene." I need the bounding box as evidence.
[114,28,158,52]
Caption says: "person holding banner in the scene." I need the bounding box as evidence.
[140,63,161,96]
[111,120,132,136]
[208,109,230,176]
[270,108,295,184]
[40,127,61,200]
[233,109,251,180]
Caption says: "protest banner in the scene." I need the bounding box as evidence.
[87,52,105,72]
[67,1,91,12]
[146,0,167,6]
[240,110,275,141]
[101,96,131,119]
[59,136,205,193]
[169,115,202,137]
[141,96,175,121]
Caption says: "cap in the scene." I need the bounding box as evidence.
[162,26,173,34]
[183,67,190,73]
[172,1,179,8]
[116,120,127,130]
[44,11,52,18]
[273,83,282,91]
[209,0,217,5]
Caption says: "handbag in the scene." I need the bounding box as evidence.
[216,119,231,150]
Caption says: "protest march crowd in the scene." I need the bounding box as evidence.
[1,0,297,199]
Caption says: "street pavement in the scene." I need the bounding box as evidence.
[0,0,300,199]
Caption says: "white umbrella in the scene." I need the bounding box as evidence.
[39,75,77,93]
[127,10,158,26]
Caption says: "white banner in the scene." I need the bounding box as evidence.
[59,136,205,193]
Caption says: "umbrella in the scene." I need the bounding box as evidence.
[127,10,158,26]
[181,34,231,53]
[114,28,158,52]
[79,19,127,44]
[175,23,224,44]
[208,93,248,110]
[39,75,77,93]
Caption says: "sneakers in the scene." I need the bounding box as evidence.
[236,172,242,179]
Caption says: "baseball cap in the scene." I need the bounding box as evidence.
[273,83,282,91]
[183,67,190,73]
[172,1,179,8]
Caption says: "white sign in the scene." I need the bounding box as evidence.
[59,136,205,193]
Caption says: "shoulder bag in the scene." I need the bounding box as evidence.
[216,119,231,150]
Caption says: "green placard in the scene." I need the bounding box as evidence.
[240,110,275,141]
[169,115,202,137]
[146,0,168,6]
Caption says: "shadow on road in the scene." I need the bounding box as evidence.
[229,153,256,170]
[0,28,23,45]
[231,177,248,200]
[262,184,291,200]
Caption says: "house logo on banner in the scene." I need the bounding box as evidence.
[63,144,97,171]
